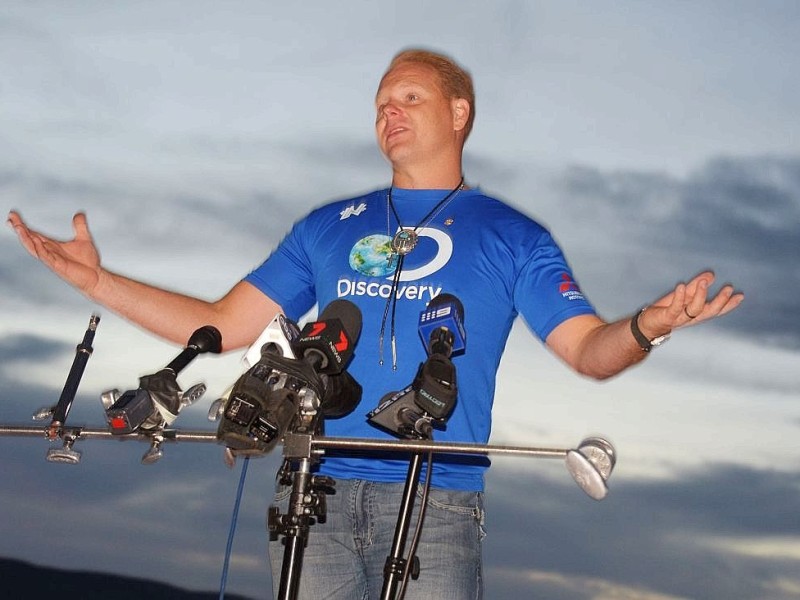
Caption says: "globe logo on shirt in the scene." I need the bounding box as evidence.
[349,228,453,281]
[349,234,395,277]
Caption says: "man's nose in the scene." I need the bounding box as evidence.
[378,102,401,120]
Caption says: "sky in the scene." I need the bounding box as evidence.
[1,1,799,598]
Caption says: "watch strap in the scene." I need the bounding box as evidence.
[630,308,652,352]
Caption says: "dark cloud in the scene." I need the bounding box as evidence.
[671,156,800,266]
[551,155,800,349]
[483,461,800,599]
[0,333,69,363]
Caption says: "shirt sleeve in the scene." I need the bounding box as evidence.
[512,228,596,341]
[243,217,318,321]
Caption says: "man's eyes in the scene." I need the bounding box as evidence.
[374,92,422,115]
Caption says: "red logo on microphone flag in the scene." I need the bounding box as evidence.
[308,322,327,337]
[335,330,349,352]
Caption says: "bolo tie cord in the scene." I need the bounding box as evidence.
[378,252,405,370]
[379,177,463,370]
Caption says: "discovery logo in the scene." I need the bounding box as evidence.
[342,226,452,300]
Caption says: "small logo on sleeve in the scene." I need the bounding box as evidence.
[559,273,586,301]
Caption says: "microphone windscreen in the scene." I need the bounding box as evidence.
[428,293,464,318]
[188,325,223,354]
[319,299,363,342]
[321,370,363,418]
[293,299,363,374]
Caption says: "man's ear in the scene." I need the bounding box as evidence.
[452,98,470,132]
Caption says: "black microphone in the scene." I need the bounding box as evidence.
[412,294,463,418]
[412,353,457,420]
[216,302,363,455]
[319,370,362,418]
[292,299,362,374]
[417,293,466,357]
[368,293,463,437]
[165,326,223,373]
[46,314,100,440]
[105,326,222,434]
[300,300,363,417]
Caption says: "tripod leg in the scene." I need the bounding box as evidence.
[380,453,424,600]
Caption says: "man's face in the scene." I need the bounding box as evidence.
[374,62,463,168]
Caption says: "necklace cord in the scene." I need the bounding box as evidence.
[379,252,405,369]
[378,178,464,369]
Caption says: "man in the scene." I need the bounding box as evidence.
[7,49,742,599]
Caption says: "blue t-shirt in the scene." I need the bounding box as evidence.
[244,187,595,491]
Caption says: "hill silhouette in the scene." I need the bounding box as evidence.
[0,557,256,599]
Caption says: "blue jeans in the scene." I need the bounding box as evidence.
[268,478,485,599]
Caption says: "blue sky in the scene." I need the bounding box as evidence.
[1,2,799,599]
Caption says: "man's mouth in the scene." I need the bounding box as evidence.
[386,126,407,141]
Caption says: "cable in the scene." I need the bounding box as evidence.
[219,456,250,600]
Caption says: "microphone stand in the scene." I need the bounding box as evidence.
[0,428,614,598]
[268,411,335,600]
[380,450,425,600]
[48,314,100,435]
[268,427,576,600]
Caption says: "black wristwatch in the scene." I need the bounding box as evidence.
[630,308,670,352]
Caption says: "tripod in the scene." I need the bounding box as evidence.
[268,426,433,600]
[265,419,620,600]
[267,411,334,600]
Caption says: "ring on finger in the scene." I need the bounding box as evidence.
[684,306,698,319]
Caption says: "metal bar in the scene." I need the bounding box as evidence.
[312,436,568,458]
[0,425,569,458]
[0,425,218,443]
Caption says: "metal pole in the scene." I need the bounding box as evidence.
[0,426,570,459]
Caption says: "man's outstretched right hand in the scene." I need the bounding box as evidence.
[7,211,103,297]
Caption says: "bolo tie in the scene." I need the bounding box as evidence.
[378,177,464,370]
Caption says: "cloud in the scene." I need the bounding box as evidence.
[1,6,797,599]
[541,155,800,348]
[0,333,69,363]
[483,462,800,599]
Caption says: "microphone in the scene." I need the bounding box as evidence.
[412,293,462,419]
[368,293,463,438]
[292,299,362,374]
[164,326,224,372]
[303,300,363,417]
[243,313,300,368]
[418,293,466,357]
[104,326,222,434]
[215,301,363,455]
[210,312,301,420]
[411,353,457,420]
[44,314,100,441]
[319,369,362,418]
